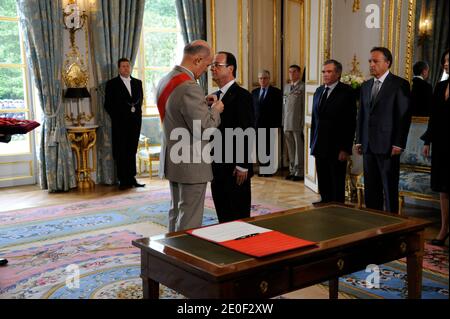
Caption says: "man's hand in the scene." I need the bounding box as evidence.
[233,168,248,186]
[206,94,217,106]
[422,145,430,157]
[391,146,402,156]
[212,100,224,113]
[338,151,350,162]
[354,144,363,155]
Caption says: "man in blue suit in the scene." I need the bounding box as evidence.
[356,47,411,213]
[252,70,282,176]
[311,60,356,204]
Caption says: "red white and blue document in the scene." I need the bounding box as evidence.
[186,221,316,257]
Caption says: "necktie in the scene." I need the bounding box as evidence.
[259,88,266,103]
[215,90,222,100]
[318,87,329,112]
[290,85,295,93]
[371,80,381,104]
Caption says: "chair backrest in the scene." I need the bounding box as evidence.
[400,117,431,168]
[140,116,162,145]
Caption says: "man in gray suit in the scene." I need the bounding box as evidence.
[156,40,224,232]
[283,65,305,181]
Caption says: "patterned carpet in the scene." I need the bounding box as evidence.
[0,189,448,299]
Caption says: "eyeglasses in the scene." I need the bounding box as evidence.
[208,63,229,68]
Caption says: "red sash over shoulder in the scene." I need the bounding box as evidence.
[157,73,191,122]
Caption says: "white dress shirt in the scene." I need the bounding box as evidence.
[120,75,132,96]
[218,79,236,100]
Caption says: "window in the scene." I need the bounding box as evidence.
[0,0,32,155]
[134,0,184,116]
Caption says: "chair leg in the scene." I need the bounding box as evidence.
[399,195,405,215]
[149,158,152,179]
[357,188,363,209]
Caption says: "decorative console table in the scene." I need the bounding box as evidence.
[67,125,98,189]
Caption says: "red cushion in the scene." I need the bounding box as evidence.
[0,118,40,134]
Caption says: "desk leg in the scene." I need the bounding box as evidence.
[406,233,424,299]
[329,278,339,299]
[142,276,159,299]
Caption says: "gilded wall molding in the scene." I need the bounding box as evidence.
[323,0,332,61]
[404,0,416,81]
[286,0,305,83]
[386,0,416,79]
[210,0,244,85]
[387,0,395,52]
[251,0,278,87]
[306,0,320,85]
[394,0,403,75]
[306,92,314,117]
[381,0,386,45]
[273,0,278,86]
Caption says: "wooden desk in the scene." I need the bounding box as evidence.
[132,205,430,299]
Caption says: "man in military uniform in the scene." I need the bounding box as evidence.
[283,65,305,181]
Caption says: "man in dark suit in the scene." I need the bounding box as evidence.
[251,70,282,176]
[210,51,254,223]
[411,61,433,116]
[356,47,411,213]
[104,58,145,190]
[311,60,356,204]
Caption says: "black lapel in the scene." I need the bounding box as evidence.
[365,78,374,109]
[222,82,238,105]
[321,82,340,113]
[314,85,325,114]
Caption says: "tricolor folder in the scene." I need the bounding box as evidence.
[186,221,316,257]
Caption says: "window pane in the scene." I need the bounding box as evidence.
[144,32,178,67]
[0,67,25,102]
[0,112,31,155]
[144,106,160,116]
[0,133,31,155]
[144,0,177,29]
[0,110,26,120]
[0,21,21,64]
[145,69,169,107]
[0,0,17,17]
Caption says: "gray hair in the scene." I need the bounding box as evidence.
[323,59,343,75]
[258,70,271,78]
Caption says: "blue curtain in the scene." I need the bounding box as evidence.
[175,0,207,92]
[89,0,145,185]
[18,0,76,192]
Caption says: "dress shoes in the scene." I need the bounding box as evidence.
[292,176,304,181]
[285,175,294,180]
[133,182,145,188]
[0,258,8,266]
[430,233,449,246]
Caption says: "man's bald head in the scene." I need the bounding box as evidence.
[184,40,211,57]
[181,40,212,80]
